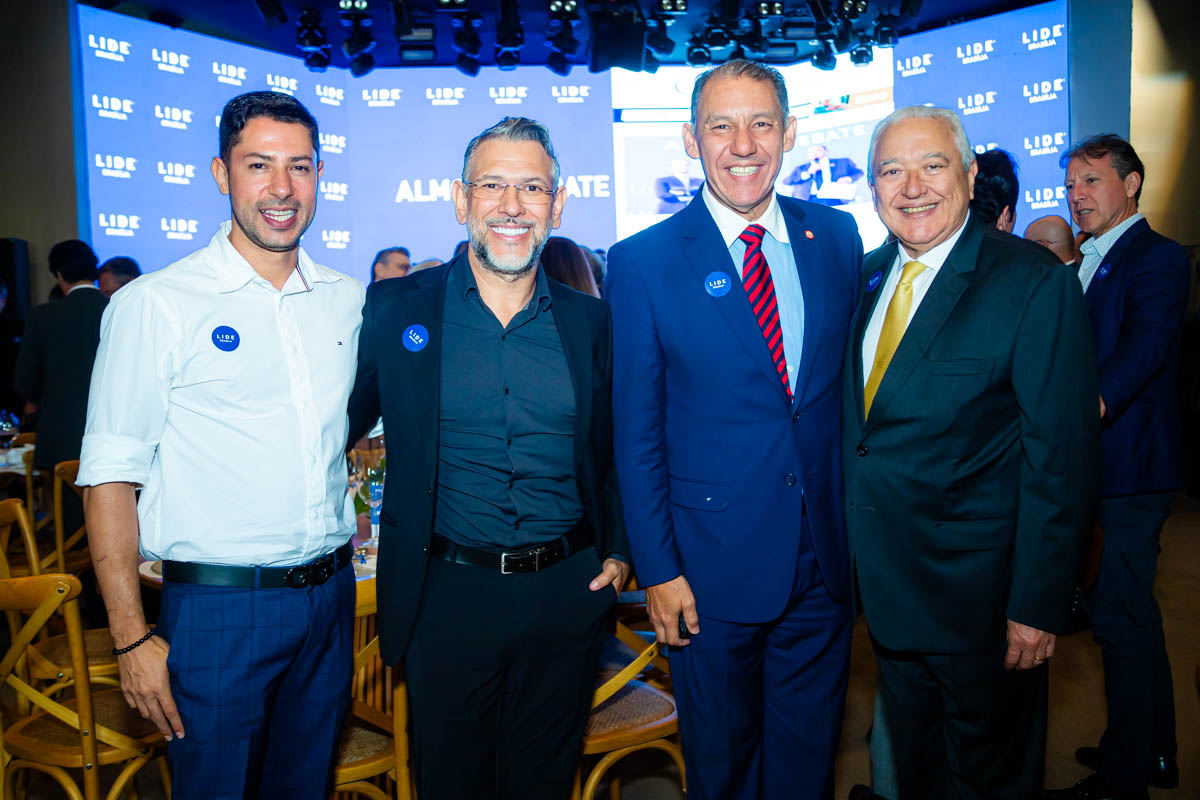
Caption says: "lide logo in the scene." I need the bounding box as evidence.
[321,181,348,201]
[316,84,344,106]
[427,87,466,106]
[88,34,130,62]
[320,133,347,154]
[267,73,299,95]
[92,94,134,121]
[489,86,527,105]
[323,229,351,249]
[213,61,247,86]
[552,85,589,103]
[895,53,931,77]
[956,39,995,64]
[158,161,196,185]
[1023,24,1064,51]
[161,218,199,241]
[98,212,140,237]
[1025,186,1067,210]
[152,47,190,74]
[957,91,997,115]
[1024,132,1067,157]
[363,88,402,107]
[156,104,193,130]
[95,153,137,179]
[1024,78,1065,104]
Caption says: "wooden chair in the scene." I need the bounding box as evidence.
[53,461,92,575]
[333,578,414,800]
[573,622,684,800]
[0,573,168,800]
[17,434,55,536]
[0,498,119,694]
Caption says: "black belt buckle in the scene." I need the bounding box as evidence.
[285,553,335,588]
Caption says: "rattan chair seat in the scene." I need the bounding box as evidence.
[585,680,676,739]
[30,628,118,674]
[338,718,393,765]
[4,688,162,767]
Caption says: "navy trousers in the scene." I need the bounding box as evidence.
[1088,491,1177,792]
[157,563,355,799]
[669,523,852,800]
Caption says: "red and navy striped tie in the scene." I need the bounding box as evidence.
[739,224,791,400]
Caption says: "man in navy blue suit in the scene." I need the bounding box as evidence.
[606,60,863,799]
[784,144,864,205]
[1047,135,1188,800]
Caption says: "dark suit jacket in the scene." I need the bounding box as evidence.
[653,176,704,214]
[348,255,630,666]
[843,218,1099,654]
[13,287,108,470]
[607,193,862,623]
[1084,218,1190,497]
[784,158,864,202]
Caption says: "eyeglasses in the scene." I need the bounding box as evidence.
[463,181,557,205]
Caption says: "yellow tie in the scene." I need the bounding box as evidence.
[864,260,926,417]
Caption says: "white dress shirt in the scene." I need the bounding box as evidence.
[702,187,805,390]
[78,222,365,566]
[862,215,970,382]
[1078,212,1143,293]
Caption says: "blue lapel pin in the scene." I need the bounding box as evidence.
[705,271,732,297]
[402,324,429,352]
[866,270,883,292]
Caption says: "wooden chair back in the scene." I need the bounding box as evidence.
[52,460,89,574]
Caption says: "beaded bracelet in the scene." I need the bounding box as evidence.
[112,628,156,656]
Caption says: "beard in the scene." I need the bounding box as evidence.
[467,214,549,280]
[230,201,307,253]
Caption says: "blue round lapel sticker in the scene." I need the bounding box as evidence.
[866,270,883,292]
[705,271,732,298]
[1095,264,1111,281]
[211,325,240,352]
[403,324,429,352]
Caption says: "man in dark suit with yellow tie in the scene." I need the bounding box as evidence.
[843,105,1099,800]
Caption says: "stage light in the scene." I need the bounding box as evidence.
[550,26,580,55]
[297,9,328,51]
[547,51,571,76]
[657,0,687,15]
[451,12,482,56]
[686,39,711,66]
[495,0,524,72]
[646,20,675,56]
[839,0,867,21]
[455,52,481,76]
[704,26,731,48]
[782,21,815,39]
[756,2,784,16]
[873,14,898,47]
[400,44,437,61]
[548,0,579,17]
[832,18,852,52]
[436,0,468,8]
[342,23,376,58]
[739,18,767,53]
[255,0,288,24]
[764,41,797,59]
[811,40,836,70]
[304,50,332,71]
[849,34,872,65]
[349,51,375,76]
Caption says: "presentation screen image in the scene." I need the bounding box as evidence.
[77,0,1067,284]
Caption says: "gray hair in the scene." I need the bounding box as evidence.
[461,116,561,186]
[866,105,975,185]
[690,59,789,130]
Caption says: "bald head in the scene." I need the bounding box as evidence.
[1023,215,1076,265]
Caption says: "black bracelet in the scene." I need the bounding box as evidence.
[112,628,156,656]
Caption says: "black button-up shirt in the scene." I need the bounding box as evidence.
[434,259,582,550]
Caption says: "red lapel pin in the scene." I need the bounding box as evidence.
[804,230,815,239]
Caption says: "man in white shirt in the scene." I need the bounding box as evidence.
[843,105,1097,800]
[79,91,364,799]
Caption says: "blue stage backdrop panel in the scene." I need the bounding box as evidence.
[892,0,1069,231]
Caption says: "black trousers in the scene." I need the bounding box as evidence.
[873,640,1049,800]
[1088,492,1177,792]
[405,546,615,799]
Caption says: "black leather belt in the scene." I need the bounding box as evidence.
[162,542,353,589]
[428,519,593,574]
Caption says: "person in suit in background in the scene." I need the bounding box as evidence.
[369,246,411,282]
[1024,214,1078,268]
[971,148,1020,233]
[653,158,704,214]
[844,106,1098,800]
[348,116,630,800]
[14,239,107,532]
[97,256,141,298]
[784,144,864,205]
[606,59,863,799]
[1046,134,1189,800]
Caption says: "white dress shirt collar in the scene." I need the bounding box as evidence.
[703,184,790,247]
[895,211,972,274]
[1080,212,1144,261]
[210,221,344,295]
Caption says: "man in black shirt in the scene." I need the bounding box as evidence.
[348,116,630,799]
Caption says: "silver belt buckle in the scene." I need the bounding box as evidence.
[500,551,515,575]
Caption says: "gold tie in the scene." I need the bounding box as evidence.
[864,260,926,417]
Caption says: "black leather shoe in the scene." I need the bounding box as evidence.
[1074,746,1180,789]
[1044,773,1149,800]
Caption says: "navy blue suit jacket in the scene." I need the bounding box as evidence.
[1085,218,1190,497]
[606,192,862,623]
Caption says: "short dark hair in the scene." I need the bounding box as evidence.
[99,256,141,280]
[971,149,1020,228]
[1059,133,1144,204]
[48,239,98,283]
[219,91,320,163]
[370,247,411,283]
